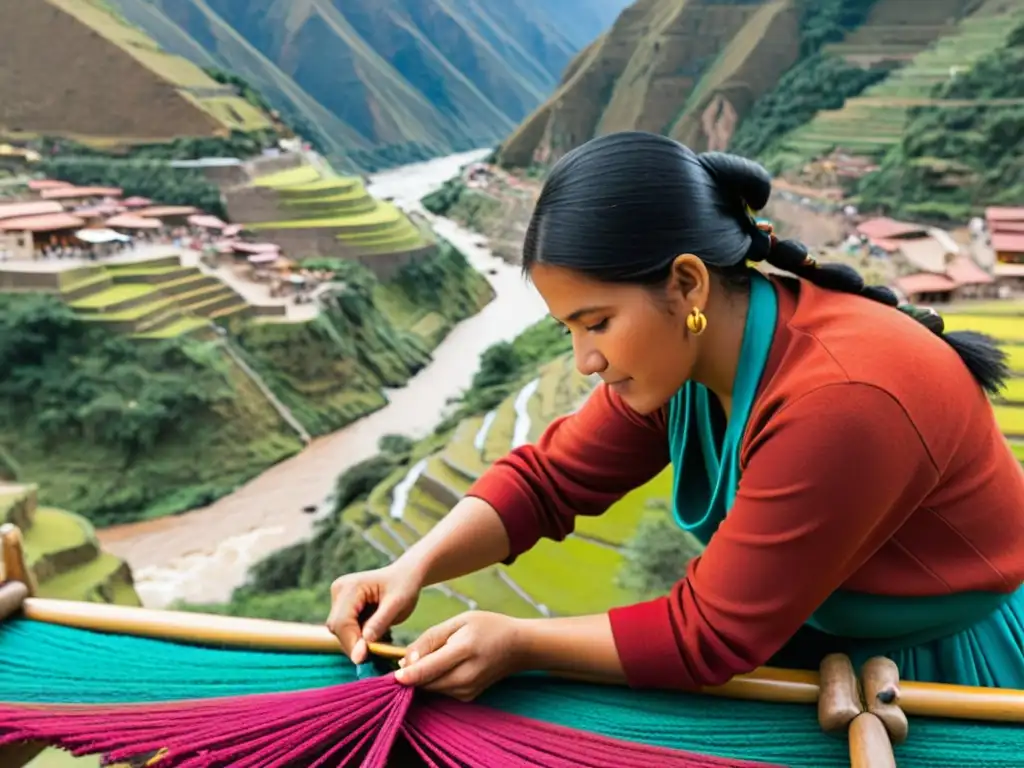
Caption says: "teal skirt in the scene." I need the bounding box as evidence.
[770,585,1024,689]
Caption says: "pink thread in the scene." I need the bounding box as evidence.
[0,674,780,767]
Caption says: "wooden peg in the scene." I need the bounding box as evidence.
[861,657,909,744]
[0,580,29,623]
[0,524,36,596]
[817,653,863,734]
[848,712,897,768]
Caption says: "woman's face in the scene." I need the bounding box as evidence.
[530,262,697,414]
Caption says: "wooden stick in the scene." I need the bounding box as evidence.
[848,714,897,768]
[0,580,29,622]
[19,596,1024,723]
[0,524,36,596]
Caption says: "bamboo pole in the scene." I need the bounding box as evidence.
[18,595,1024,723]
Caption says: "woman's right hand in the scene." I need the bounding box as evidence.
[326,563,423,664]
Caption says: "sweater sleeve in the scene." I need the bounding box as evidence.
[466,383,670,559]
[607,383,940,690]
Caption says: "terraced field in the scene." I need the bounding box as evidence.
[242,163,431,257]
[2,484,140,605]
[42,0,271,135]
[782,7,1024,163]
[54,255,249,337]
[941,301,1024,449]
[347,353,675,628]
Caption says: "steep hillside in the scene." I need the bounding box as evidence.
[499,0,808,167]
[497,0,1018,196]
[0,246,491,526]
[0,0,274,149]
[106,0,629,171]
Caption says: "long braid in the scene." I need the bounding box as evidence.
[697,151,1009,396]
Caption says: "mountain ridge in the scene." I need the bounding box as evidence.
[108,0,633,171]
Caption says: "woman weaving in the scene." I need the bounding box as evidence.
[326,132,1024,701]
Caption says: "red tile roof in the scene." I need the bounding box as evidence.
[856,217,929,240]
[946,255,993,286]
[26,179,72,191]
[106,214,162,230]
[0,213,86,232]
[992,233,1024,254]
[135,205,200,218]
[231,242,280,255]
[985,206,1024,223]
[41,186,123,200]
[187,214,227,230]
[991,220,1024,234]
[0,201,64,221]
[895,273,957,296]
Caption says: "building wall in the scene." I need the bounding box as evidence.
[0,231,34,260]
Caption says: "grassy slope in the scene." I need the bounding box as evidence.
[3,0,271,146]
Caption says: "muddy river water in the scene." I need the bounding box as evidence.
[98,150,549,608]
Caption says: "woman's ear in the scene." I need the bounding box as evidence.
[668,254,711,310]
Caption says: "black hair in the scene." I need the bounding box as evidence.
[522,131,1007,395]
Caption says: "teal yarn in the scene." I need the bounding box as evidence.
[0,618,358,704]
[3,619,1024,766]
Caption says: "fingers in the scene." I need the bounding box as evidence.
[325,579,368,662]
[402,614,467,666]
[396,637,469,688]
[361,593,407,644]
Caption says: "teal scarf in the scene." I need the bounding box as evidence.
[666,270,776,540]
[664,272,1016,649]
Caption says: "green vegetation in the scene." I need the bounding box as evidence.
[729,0,887,161]
[226,245,492,437]
[0,293,302,525]
[422,178,503,232]
[856,20,1024,220]
[38,156,226,218]
[0,237,491,523]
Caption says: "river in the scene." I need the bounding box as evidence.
[97,149,549,608]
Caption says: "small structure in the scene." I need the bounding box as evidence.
[39,186,123,202]
[0,201,64,221]
[0,212,88,257]
[0,231,32,261]
[106,214,162,231]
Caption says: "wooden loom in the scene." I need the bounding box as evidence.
[2,523,1023,768]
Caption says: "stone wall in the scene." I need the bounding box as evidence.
[223,185,294,224]
[0,269,61,291]
[248,225,437,279]
[245,153,305,180]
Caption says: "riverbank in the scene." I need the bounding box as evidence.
[98,150,550,608]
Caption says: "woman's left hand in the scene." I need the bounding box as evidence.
[395,611,527,701]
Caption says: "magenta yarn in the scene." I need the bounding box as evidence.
[0,673,780,767]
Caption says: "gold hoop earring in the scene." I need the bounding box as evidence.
[686,307,707,336]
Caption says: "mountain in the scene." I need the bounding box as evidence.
[0,0,275,149]
[106,0,633,171]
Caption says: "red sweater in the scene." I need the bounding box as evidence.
[467,276,1024,690]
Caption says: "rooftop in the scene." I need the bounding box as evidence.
[986,206,1024,223]
[0,201,64,221]
[0,213,86,232]
[40,186,123,200]
[895,272,957,295]
[857,216,929,240]
[992,233,1024,254]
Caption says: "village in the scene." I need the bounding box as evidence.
[457,159,1024,308]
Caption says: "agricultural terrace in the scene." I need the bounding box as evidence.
[941,301,1024,460]
[783,6,1024,163]
[5,255,249,339]
[245,164,430,257]
[1,485,139,605]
